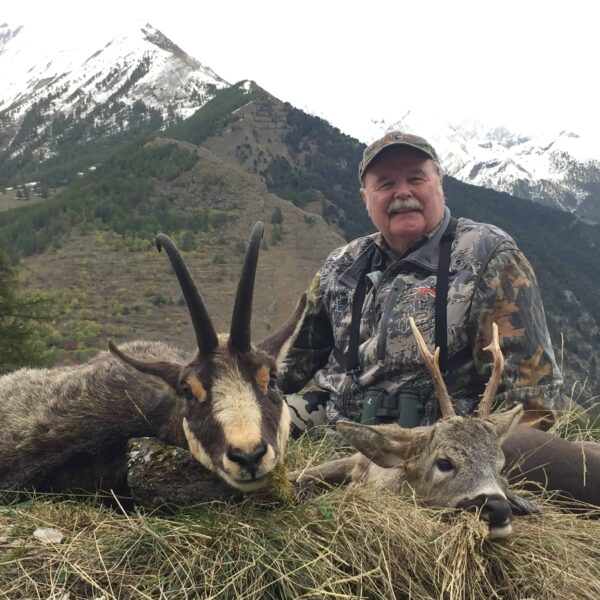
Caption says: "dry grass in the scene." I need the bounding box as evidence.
[1,486,599,599]
[1,427,600,600]
[551,389,600,443]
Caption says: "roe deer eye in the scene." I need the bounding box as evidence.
[436,458,454,472]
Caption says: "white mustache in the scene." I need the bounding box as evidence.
[387,198,423,216]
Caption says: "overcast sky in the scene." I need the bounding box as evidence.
[3,0,599,143]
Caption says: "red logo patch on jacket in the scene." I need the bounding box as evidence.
[414,286,436,298]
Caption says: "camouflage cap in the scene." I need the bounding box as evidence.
[358,131,441,183]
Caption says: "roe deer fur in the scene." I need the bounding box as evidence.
[293,319,600,537]
[294,318,536,537]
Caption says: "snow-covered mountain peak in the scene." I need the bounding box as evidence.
[0,22,228,121]
[0,21,229,172]
[369,111,600,222]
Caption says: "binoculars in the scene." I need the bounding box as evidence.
[359,390,422,428]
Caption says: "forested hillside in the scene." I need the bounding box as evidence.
[0,248,54,372]
[0,100,172,189]
[2,136,342,368]
[1,80,599,405]
[0,141,224,260]
[170,83,370,240]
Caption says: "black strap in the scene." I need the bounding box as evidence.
[434,217,458,375]
[344,267,368,374]
[334,244,381,374]
[342,217,458,382]
[303,391,329,414]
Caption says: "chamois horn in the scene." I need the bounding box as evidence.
[229,222,264,353]
[155,233,219,356]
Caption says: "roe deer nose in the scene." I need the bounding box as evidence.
[227,444,268,479]
[457,493,513,526]
[482,496,512,527]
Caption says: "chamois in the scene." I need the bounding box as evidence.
[0,222,304,495]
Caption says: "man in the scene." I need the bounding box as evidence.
[281,131,563,432]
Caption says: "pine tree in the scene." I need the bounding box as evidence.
[270,206,284,224]
[0,249,54,373]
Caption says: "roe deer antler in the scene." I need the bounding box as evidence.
[477,322,504,418]
[408,317,456,418]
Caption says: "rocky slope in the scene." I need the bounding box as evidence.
[0,22,227,185]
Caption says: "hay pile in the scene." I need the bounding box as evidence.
[1,485,599,595]
[1,425,599,599]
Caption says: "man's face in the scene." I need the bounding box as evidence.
[360,147,445,254]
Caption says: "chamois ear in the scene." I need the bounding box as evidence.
[257,292,307,366]
[108,341,181,390]
[486,404,523,443]
[336,421,432,468]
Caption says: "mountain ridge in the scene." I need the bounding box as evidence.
[0,22,227,187]
[373,110,600,223]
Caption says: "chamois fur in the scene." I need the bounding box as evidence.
[0,341,190,493]
[0,223,305,495]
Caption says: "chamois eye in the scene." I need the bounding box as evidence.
[182,387,195,403]
[436,458,454,472]
[268,371,278,389]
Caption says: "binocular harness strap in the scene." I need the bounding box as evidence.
[343,217,458,423]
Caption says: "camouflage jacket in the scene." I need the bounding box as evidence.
[280,207,563,423]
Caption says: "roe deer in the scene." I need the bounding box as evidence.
[294,319,529,538]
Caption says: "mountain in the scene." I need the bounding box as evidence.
[0,22,228,187]
[0,22,599,409]
[15,138,343,358]
[373,110,600,222]
[167,81,370,240]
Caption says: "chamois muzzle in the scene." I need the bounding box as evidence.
[226,444,268,480]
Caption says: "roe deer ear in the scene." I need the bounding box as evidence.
[518,398,556,431]
[505,490,543,516]
[336,421,433,468]
[257,293,307,367]
[486,404,523,442]
[108,341,181,390]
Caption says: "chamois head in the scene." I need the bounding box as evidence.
[109,222,303,492]
[337,318,522,538]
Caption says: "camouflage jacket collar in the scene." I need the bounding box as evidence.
[339,207,452,289]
